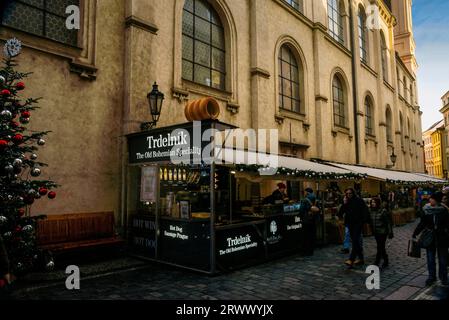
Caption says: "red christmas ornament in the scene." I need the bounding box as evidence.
[12,134,23,144]
[39,187,48,196]
[48,191,56,199]
[16,82,25,90]
[1,89,11,96]
[15,226,22,233]
[18,208,26,217]
[21,111,31,118]
[10,121,19,128]
[0,279,6,288]
[0,140,8,149]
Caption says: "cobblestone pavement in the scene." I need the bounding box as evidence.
[10,222,449,300]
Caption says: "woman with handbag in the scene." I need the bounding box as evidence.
[369,198,394,268]
[413,192,449,286]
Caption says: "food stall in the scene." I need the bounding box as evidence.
[126,120,366,274]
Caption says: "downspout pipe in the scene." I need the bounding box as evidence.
[349,1,360,164]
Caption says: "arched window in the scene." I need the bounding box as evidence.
[381,32,388,81]
[182,0,226,90]
[365,96,374,136]
[279,45,302,113]
[328,0,345,44]
[407,118,411,148]
[284,0,304,13]
[403,76,407,100]
[358,7,369,64]
[332,75,346,127]
[386,106,393,143]
[410,84,414,105]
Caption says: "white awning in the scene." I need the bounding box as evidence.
[214,148,357,178]
[325,162,447,184]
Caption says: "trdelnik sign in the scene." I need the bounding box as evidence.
[127,120,279,172]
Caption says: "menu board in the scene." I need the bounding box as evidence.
[140,166,158,202]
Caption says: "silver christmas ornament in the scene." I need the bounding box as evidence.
[30,153,38,160]
[16,262,23,270]
[1,110,12,119]
[46,260,55,271]
[4,164,14,174]
[22,225,33,233]
[3,231,12,239]
[31,167,41,177]
[0,216,7,226]
[0,75,5,85]
[13,158,23,167]
[37,139,46,146]
[28,189,37,196]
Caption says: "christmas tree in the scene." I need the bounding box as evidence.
[0,38,57,277]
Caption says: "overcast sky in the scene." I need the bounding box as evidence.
[413,0,449,131]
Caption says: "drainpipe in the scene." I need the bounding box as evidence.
[349,1,360,164]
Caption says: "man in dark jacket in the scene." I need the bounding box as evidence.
[342,188,369,268]
[413,192,449,286]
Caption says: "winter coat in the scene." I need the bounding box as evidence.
[339,197,369,228]
[0,235,9,276]
[413,204,449,248]
[369,208,393,236]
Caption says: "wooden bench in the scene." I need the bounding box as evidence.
[36,212,124,253]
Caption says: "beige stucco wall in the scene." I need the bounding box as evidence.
[1,0,126,217]
[0,0,425,221]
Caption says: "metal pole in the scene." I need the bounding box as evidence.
[155,164,160,260]
[210,122,217,274]
[229,171,233,224]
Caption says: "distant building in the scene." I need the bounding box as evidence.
[423,120,445,178]
[439,91,449,178]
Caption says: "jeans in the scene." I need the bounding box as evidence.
[426,247,448,282]
[343,226,363,250]
[348,226,364,261]
[374,234,388,263]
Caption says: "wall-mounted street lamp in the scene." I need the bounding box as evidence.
[141,82,165,131]
[387,147,397,169]
[390,147,397,166]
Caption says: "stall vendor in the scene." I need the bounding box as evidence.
[271,183,289,204]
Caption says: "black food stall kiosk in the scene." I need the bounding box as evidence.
[126,120,361,274]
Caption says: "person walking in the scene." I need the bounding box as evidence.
[369,197,394,268]
[301,188,320,256]
[413,192,449,286]
[338,196,363,255]
[341,188,369,268]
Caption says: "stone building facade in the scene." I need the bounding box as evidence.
[439,91,449,179]
[0,0,424,221]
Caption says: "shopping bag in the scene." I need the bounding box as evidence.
[416,228,434,249]
[407,239,421,258]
